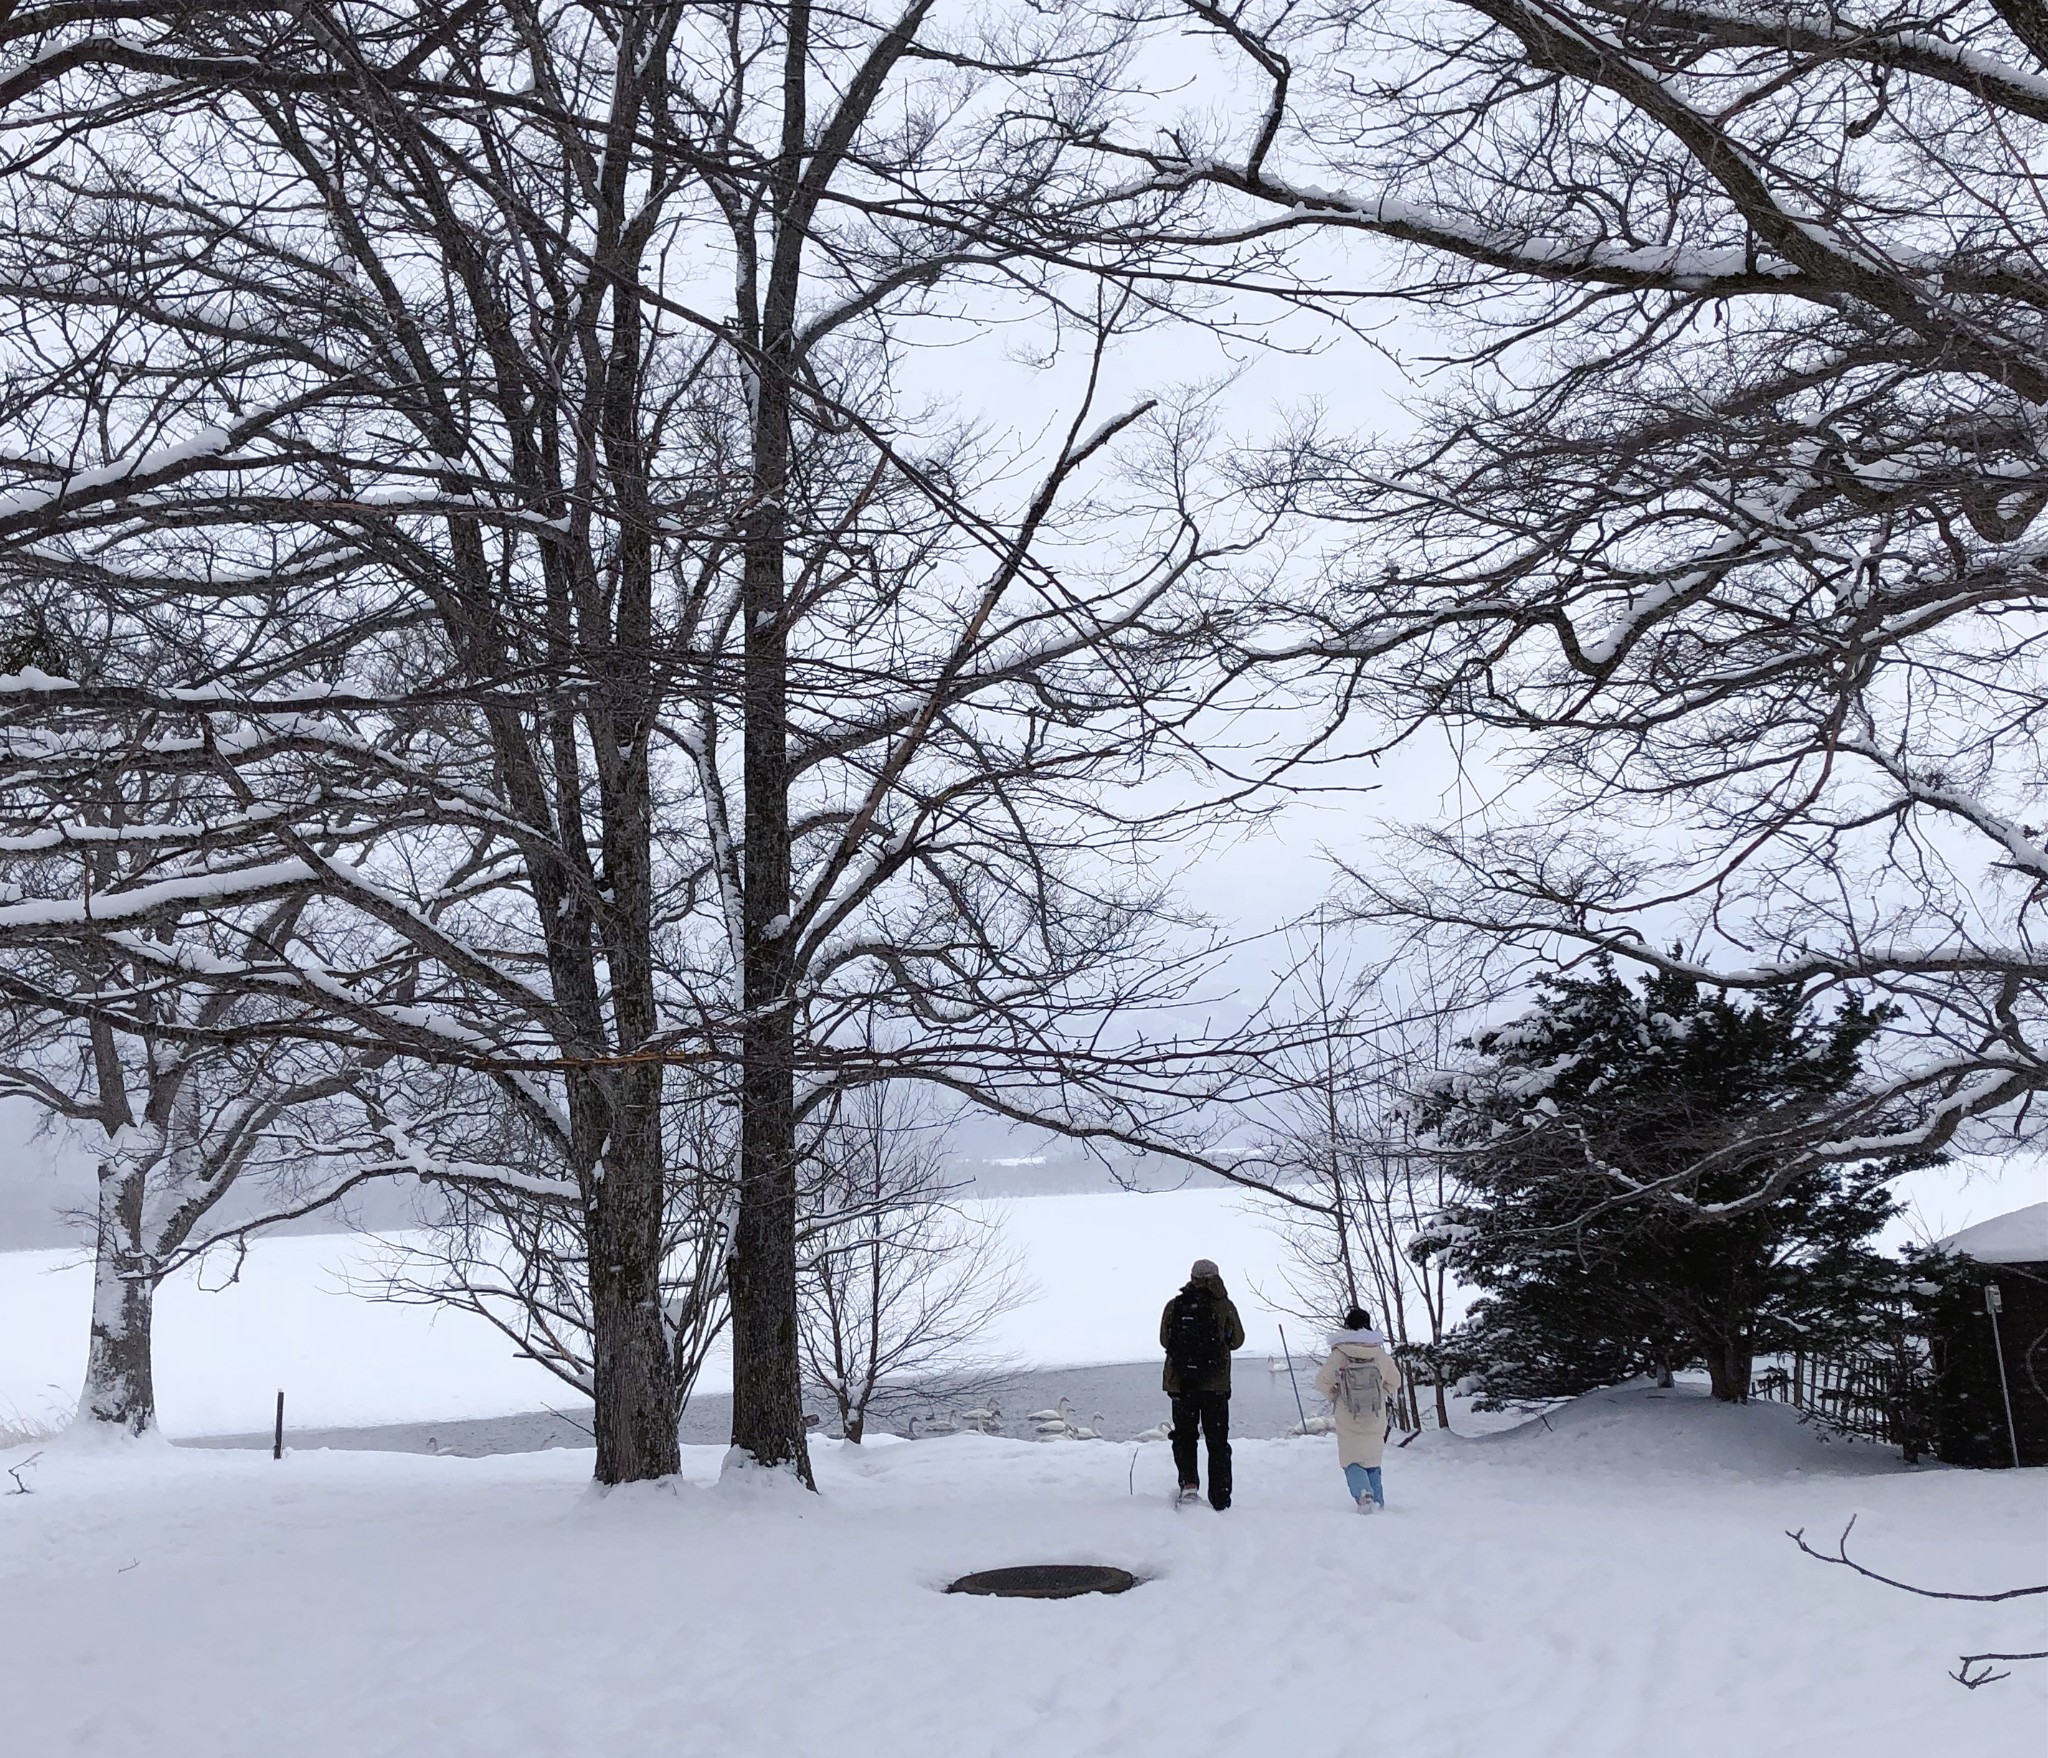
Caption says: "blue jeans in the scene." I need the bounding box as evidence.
[1345,1464,1384,1506]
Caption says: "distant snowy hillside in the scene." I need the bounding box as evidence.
[2,1189,1311,1439]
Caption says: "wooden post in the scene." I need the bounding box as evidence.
[1985,1284,2022,1470]
[273,1390,285,1460]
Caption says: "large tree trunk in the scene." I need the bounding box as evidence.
[727,318,810,1476]
[731,1000,810,1478]
[1702,1336,1753,1404]
[587,1074,681,1484]
[582,197,682,1484]
[77,1152,158,1435]
[726,4,815,1486]
[725,386,811,1476]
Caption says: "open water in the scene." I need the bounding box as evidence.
[183,1354,1335,1457]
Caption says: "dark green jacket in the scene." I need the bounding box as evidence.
[1160,1273,1247,1397]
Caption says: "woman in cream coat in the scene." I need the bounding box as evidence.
[1313,1306,1404,1512]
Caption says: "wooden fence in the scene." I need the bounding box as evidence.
[1751,1347,1923,1458]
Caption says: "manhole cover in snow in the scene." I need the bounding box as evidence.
[946,1564,1138,1600]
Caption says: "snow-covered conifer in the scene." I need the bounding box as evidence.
[1414,961,1911,1403]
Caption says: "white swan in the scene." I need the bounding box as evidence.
[1029,1395,1081,1439]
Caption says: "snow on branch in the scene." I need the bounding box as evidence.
[0,859,318,936]
[0,422,241,524]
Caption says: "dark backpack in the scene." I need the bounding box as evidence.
[1166,1288,1226,1381]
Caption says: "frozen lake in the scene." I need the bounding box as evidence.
[2,1188,1345,1439]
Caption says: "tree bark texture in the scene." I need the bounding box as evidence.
[728,402,811,1478]
[77,1153,157,1435]
[726,0,816,1486]
[586,1068,680,1483]
[1703,1338,1753,1404]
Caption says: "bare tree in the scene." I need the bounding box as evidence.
[0,0,723,1480]
[0,1,1285,1488]
[796,1087,1025,1443]
[0,997,369,1436]
[1091,0,2048,1199]
[0,802,383,1436]
[363,1068,737,1416]
[1248,923,1458,1428]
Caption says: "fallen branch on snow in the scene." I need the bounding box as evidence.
[1787,1515,2048,1688]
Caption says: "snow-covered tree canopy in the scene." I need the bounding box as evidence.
[1413,959,1911,1402]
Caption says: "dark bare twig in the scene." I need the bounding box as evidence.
[1787,1515,2048,1601]
[5,1450,40,1492]
[1789,1516,2048,1689]
[1953,1652,2048,1690]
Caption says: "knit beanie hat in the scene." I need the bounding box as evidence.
[1190,1258,1221,1281]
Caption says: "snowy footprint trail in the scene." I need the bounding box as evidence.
[2,1387,2041,1758]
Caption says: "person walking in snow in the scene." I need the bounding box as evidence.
[1314,1307,1404,1513]
[1160,1258,1246,1510]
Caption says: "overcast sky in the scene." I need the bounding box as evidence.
[2,85,2032,1247]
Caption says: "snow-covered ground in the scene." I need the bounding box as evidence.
[0,1190,1311,1438]
[4,1384,2040,1757]
[7,1176,2042,1753]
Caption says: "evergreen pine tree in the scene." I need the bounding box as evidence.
[1415,961,1910,1404]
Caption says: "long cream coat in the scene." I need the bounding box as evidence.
[1313,1331,1403,1469]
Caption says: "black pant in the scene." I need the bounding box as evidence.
[1170,1391,1232,1509]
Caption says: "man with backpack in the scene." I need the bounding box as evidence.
[1313,1306,1404,1513]
[1160,1258,1247,1510]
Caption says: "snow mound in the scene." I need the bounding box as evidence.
[1476,1381,1909,1479]
[714,1445,828,1502]
[1939,1201,2048,1265]
[42,1417,176,1460]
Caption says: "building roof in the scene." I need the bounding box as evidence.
[1940,1201,2048,1266]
